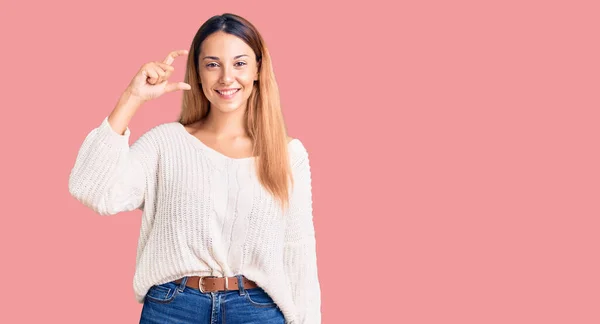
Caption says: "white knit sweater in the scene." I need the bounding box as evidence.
[68,116,321,324]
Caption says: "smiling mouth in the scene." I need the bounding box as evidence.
[215,89,241,95]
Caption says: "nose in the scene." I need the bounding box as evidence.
[219,65,234,84]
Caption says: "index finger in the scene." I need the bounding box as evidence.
[163,49,189,65]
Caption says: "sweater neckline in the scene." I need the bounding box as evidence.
[175,122,256,162]
[175,122,300,162]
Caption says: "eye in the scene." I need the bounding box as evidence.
[235,61,247,67]
[206,62,219,68]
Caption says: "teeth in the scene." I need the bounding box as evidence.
[217,89,239,95]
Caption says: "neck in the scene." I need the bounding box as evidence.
[202,104,248,139]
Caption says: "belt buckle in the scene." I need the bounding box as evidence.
[198,276,216,293]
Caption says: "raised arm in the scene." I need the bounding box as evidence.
[68,49,191,215]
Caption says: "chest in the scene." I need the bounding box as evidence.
[183,125,256,159]
[156,146,283,223]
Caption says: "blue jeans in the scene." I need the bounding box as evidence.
[139,275,286,324]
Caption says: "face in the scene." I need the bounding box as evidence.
[198,31,259,114]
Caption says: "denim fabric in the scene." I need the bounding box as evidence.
[139,275,286,324]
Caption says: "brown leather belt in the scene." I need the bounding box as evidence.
[173,276,258,293]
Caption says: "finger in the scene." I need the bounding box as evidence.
[150,64,168,83]
[154,65,168,83]
[156,62,175,72]
[164,81,192,93]
[156,62,175,79]
[163,49,189,65]
[145,68,160,84]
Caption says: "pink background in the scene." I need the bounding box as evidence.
[1,0,599,323]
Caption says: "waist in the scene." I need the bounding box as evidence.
[173,275,258,293]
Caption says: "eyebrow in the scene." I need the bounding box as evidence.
[202,54,249,60]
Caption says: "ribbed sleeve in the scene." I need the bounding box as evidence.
[283,147,322,324]
[68,116,158,216]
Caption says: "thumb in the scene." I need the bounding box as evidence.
[165,82,192,93]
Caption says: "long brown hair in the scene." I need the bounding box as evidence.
[178,13,293,211]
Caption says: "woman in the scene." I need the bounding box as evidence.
[68,13,321,324]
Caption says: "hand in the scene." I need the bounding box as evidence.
[125,49,191,102]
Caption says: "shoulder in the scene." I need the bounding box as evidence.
[287,136,305,152]
[136,121,182,140]
[287,136,310,166]
[127,122,183,153]
[152,121,182,133]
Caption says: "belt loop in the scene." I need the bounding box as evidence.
[177,276,189,292]
[236,275,246,296]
